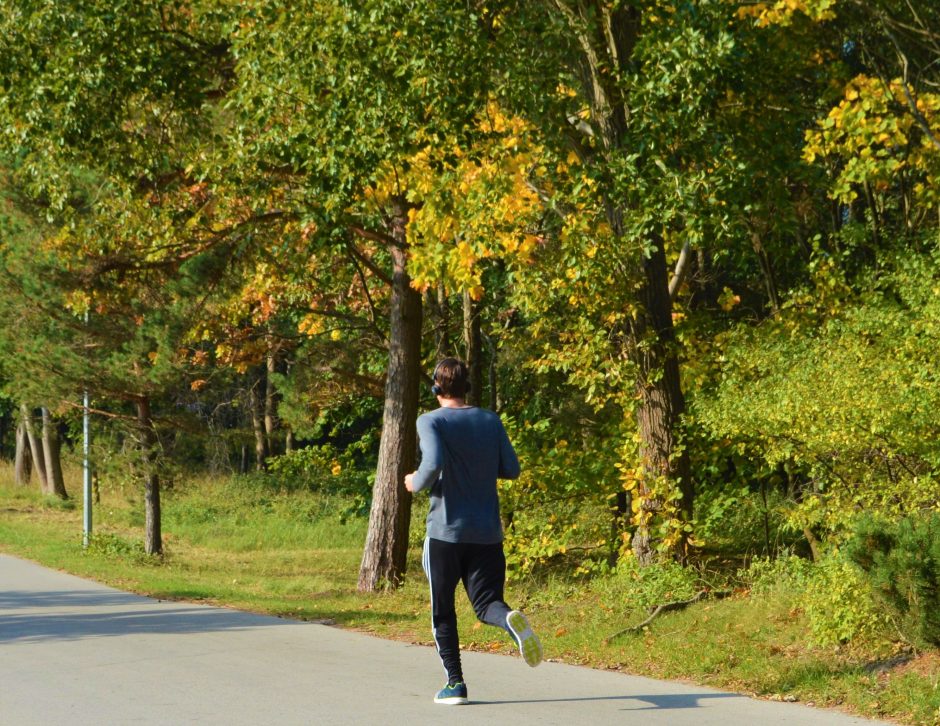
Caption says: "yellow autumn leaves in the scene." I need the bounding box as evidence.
[736,0,837,27]
[370,102,545,300]
[803,74,940,206]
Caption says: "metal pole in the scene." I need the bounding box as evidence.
[83,308,92,548]
[83,388,92,548]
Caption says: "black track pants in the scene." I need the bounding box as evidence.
[422,537,513,684]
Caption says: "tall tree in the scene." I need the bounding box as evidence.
[229,0,492,589]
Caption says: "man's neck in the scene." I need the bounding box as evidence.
[438,397,469,409]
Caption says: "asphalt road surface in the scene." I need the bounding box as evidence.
[0,553,888,725]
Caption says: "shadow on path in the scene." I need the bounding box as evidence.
[0,587,294,643]
[473,692,742,710]
[0,589,149,610]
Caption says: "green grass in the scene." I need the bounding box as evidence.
[1,466,938,724]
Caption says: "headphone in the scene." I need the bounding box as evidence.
[431,359,471,397]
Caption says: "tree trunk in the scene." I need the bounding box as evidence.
[137,396,162,556]
[434,280,451,358]
[264,350,280,457]
[631,239,693,565]
[358,198,423,592]
[751,231,781,314]
[20,404,49,493]
[14,420,31,486]
[41,408,68,499]
[561,2,690,566]
[462,290,483,407]
[239,444,249,474]
[249,367,268,471]
[0,408,8,460]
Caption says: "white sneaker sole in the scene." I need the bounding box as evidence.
[433,695,469,705]
[506,610,543,667]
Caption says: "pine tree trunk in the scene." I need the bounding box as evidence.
[20,404,49,493]
[358,199,422,592]
[14,421,31,486]
[137,397,162,556]
[41,408,68,499]
[462,290,483,407]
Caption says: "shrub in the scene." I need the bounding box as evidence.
[742,554,884,645]
[595,555,702,613]
[804,556,884,646]
[844,513,940,646]
[742,554,812,596]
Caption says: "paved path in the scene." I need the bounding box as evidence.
[0,554,886,725]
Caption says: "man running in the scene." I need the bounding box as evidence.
[405,357,543,706]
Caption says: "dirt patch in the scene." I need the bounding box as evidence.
[888,650,940,679]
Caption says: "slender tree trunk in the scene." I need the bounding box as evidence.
[0,409,8,460]
[239,444,249,474]
[264,350,280,457]
[462,290,483,407]
[137,396,162,556]
[358,198,422,592]
[249,367,268,471]
[14,421,31,486]
[20,404,49,493]
[751,231,781,314]
[434,280,451,358]
[41,408,68,499]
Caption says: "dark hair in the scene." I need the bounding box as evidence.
[432,357,470,399]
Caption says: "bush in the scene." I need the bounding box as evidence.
[595,555,702,613]
[845,513,940,646]
[742,554,884,645]
[742,554,812,596]
[804,556,884,646]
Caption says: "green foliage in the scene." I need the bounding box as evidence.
[742,554,885,646]
[695,247,940,539]
[595,555,702,613]
[804,556,886,646]
[743,554,813,596]
[84,532,148,561]
[846,514,940,646]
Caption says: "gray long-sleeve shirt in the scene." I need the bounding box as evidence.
[410,405,520,544]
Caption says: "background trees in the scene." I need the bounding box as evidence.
[0,0,938,587]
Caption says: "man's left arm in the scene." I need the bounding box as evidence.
[405,415,443,493]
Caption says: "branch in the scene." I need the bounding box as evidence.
[349,224,403,250]
[668,240,692,303]
[345,238,393,286]
[604,590,732,644]
[346,246,390,343]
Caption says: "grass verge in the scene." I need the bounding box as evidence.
[1,468,938,724]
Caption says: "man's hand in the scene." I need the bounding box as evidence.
[404,472,415,492]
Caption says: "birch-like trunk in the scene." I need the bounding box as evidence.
[20,404,49,493]
[14,420,31,486]
[41,408,68,499]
